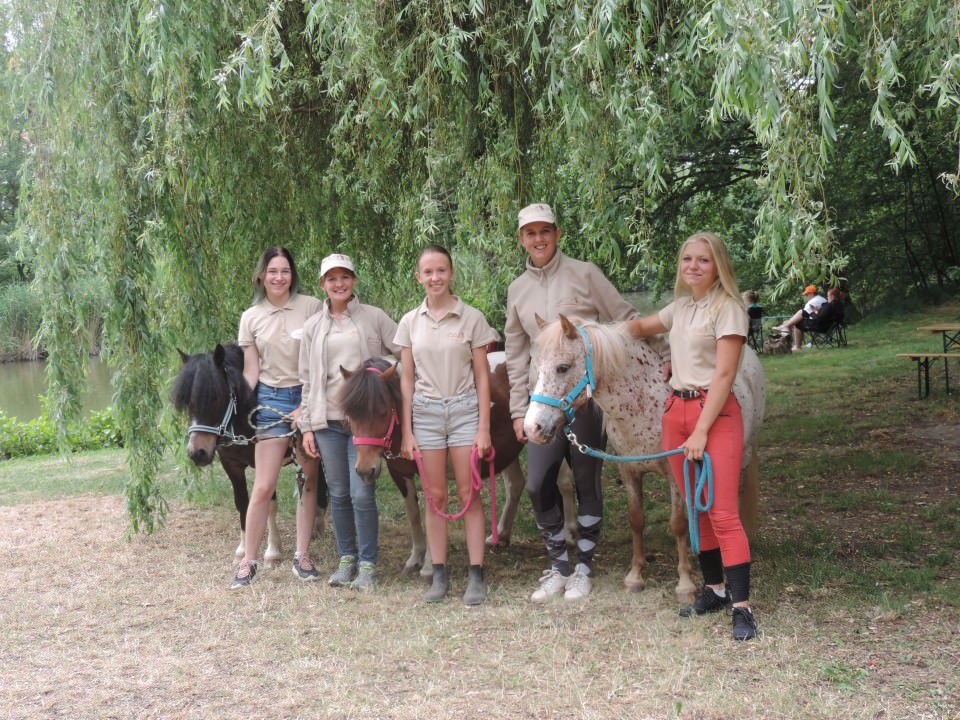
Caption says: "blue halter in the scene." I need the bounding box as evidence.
[529,325,596,427]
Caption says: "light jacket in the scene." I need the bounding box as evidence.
[504,249,640,419]
[299,295,399,432]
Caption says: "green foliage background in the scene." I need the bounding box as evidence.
[2,0,959,530]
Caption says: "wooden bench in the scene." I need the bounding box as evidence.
[896,353,960,399]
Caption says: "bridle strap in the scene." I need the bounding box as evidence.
[352,409,399,456]
[186,392,252,447]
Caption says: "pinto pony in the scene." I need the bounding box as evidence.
[524,316,765,603]
[172,343,326,564]
[339,352,576,576]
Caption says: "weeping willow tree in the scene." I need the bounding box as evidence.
[3,0,959,531]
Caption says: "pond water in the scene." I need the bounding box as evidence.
[0,356,113,420]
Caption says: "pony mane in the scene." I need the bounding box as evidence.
[536,319,629,379]
[172,343,251,417]
[338,357,402,422]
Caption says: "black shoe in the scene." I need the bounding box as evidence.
[230,559,257,590]
[732,606,758,641]
[678,586,732,617]
[292,553,320,582]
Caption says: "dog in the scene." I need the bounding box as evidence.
[763,330,792,355]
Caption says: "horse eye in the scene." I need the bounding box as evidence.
[557,364,570,374]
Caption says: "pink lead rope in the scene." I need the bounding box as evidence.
[415,447,499,546]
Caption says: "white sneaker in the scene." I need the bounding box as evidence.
[530,569,569,603]
[564,570,592,601]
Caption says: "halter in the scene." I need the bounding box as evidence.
[350,366,401,459]
[186,392,252,447]
[529,325,596,427]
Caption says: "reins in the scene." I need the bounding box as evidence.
[529,324,714,555]
[414,447,500,546]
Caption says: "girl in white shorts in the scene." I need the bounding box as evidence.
[395,245,499,606]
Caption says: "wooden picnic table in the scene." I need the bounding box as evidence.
[898,324,960,398]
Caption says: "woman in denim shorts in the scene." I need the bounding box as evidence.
[394,245,499,606]
[231,247,322,589]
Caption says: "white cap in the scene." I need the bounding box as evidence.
[517,203,556,230]
[320,253,356,277]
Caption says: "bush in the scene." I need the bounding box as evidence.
[0,407,123,459]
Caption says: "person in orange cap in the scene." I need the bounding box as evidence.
[772,285,827,351]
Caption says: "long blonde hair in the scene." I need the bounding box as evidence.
[673,231,742,307]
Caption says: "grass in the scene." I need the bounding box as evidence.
[1,301,959,719]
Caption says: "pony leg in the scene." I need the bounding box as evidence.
[620,465,648,592]
[263,496,283,566]
[488,460,525,546]
[400,475,427,575]
[670,482,696,604]
[557,461,578,547]
[739,446,760,541]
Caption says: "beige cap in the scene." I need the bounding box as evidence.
[320,253,356,277]
[518,203,556,230]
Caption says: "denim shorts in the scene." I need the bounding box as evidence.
[254,383,302,438]
[412,390,479,450]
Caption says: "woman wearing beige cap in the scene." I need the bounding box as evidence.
[298,253,399,590]
[505,203,644,603]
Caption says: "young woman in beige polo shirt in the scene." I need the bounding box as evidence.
[298,253,399,590]
[231,247,322,589]
[394,245,499,606]
[627,232,757,641]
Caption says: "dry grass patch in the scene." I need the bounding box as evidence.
[2,486,958,719]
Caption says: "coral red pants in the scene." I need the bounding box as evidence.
[661,392,751,567]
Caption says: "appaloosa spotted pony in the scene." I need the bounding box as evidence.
[524,316,765,603]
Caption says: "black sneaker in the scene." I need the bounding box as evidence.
[292,553,320,582]
[230,559,257,590]
[678,586,732,617]
[732,606,758,641]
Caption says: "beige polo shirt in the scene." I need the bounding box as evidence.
[394,297,499,398]
[658,286,746,392]
[238,293,322,387]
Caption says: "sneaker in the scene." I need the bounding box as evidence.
[292,553,320,582]
[772,325,787,334]
[350,561,376,591]
[230,559,257,590]
[328,555,357,587]
[530,569,569,603]
[564,570,592,601]
[678,585,732,617]
[732,606,758,641]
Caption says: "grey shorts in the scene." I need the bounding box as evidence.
[412,390,479,451]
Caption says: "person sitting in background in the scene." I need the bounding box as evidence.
[743,291,763,352]
[772,285,826,343]
[791,287,845,350]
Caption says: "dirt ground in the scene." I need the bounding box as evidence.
[2,447,959,720]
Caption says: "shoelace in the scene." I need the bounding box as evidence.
[297,555,315,572]
[236,559,253,579]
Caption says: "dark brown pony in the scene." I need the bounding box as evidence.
[172,343,326,563]
[339,352,558,576]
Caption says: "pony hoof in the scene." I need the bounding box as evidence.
[485,535,511,548]
[623,580,646,593]
[401,562,422,576]
[675,589,695,606]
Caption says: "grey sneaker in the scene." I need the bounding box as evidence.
[530,569,569,603]
[328,555,357,587]
[350,561,376,591]
[230,559,257,590]
[292,552,320,582]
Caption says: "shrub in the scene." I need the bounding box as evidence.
[0,407,123,459]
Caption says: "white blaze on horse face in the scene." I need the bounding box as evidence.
[523,344,584,444]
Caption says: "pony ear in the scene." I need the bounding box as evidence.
[177,348,190,365]
[559,314,578,339]
[535,313,547,329]
[382,364,397,381]
[340,365,354,379]
[213,344,226,367]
